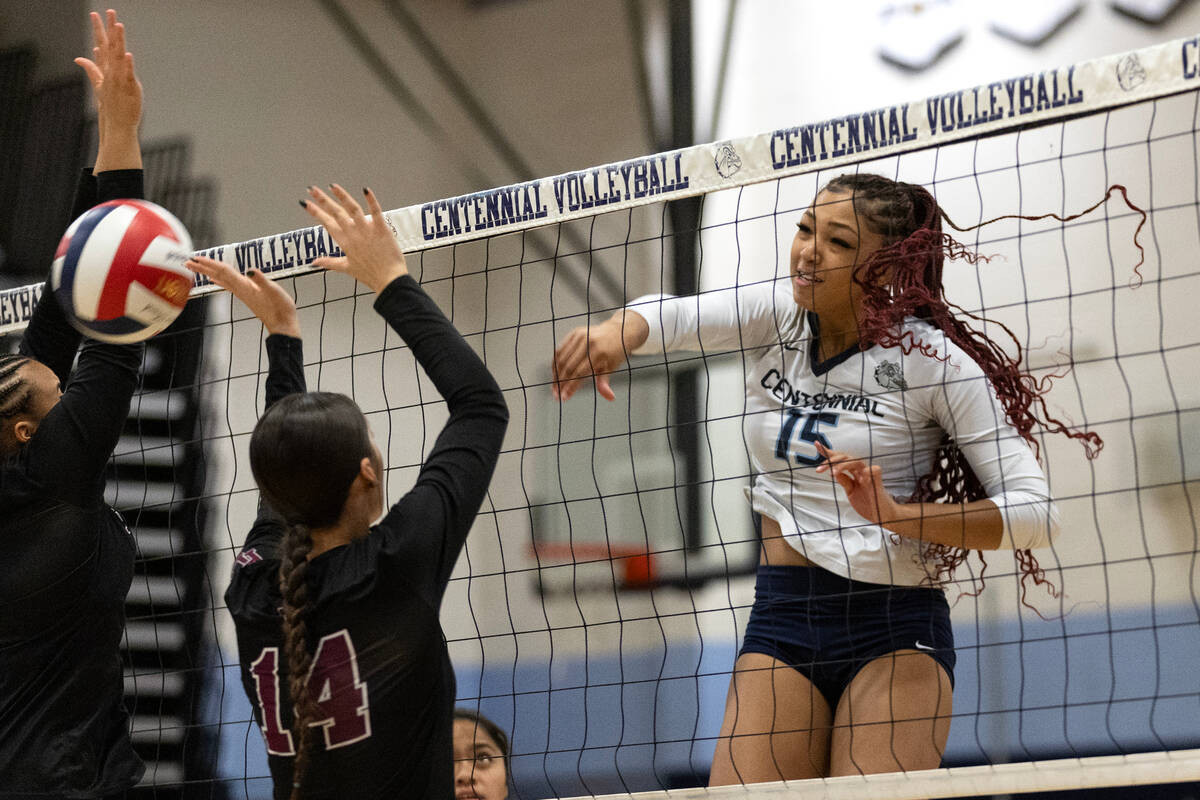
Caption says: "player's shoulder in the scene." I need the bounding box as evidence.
[225,537,283,623]
[735,278,796,315]
[862,319,984,397]
[228,519,285,596]
[727,278,804,343]
[242,517,286,560]
[895,318,986,377]
[232,542,275,571]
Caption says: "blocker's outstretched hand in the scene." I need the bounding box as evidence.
[185,256,300,338]
[76,9,143,172]
[302,184,409,295]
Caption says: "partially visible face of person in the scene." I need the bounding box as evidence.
[453,717,508,800]
[5,360,62,448]
[789,188,889,319]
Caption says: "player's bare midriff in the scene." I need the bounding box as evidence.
[759,515,816,567]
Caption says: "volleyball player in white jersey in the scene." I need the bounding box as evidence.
[551,174,1103,782]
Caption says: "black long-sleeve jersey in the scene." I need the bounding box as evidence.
[0,169,146,797]
[225,276,509,800]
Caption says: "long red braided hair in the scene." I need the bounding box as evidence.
[823,173,1145,603]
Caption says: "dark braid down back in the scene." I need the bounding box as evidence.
[249,392,375,799]
[821,173,1146,604]
[278,521,321,800]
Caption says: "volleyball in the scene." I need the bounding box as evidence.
[51,199,194,343]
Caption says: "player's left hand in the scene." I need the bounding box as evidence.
[185,256,301,338]
[814,442,901,528]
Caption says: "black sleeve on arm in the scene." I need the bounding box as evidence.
[373,275,509,601]
[264,334,306,409]
[24,340,142,503]
[19,169,145,381]
[19,168,94,380]
[240,334,307,553]
[20,169,148,502]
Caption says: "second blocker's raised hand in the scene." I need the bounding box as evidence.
[185,256,300,338]
[301,184,408,295]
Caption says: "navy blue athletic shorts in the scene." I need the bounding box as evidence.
[739,564,955,709]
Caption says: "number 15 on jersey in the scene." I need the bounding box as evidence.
[775,409,839,465]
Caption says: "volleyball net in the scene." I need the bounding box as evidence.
[3,35,1200,799]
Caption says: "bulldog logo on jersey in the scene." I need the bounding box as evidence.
[874,360,908,391]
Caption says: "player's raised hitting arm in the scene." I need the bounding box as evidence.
[550,282,792,402]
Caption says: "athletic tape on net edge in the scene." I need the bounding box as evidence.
[3,35,1198,336]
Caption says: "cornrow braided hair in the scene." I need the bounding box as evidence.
[0,354,33,422]
[822,173,1146,607]
[0,355,34,456]
[279,521,320,800]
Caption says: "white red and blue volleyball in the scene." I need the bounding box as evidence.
[51,199,194,343]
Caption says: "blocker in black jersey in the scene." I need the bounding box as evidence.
[225,276,508,799]
[0,169,147,796]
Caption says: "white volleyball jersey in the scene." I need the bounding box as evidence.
[628,280,1058,587]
